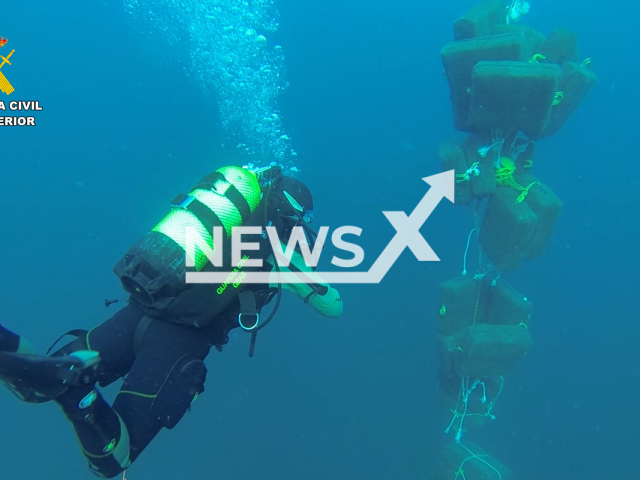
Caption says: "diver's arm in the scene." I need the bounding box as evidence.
[266,250,343,318]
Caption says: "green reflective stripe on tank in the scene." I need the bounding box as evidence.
[216,166,261,211]
[191,188,243,234]
[152,210,213,271]
[192,172,251,220]
[188,166,261,237]
[150,166,261,271]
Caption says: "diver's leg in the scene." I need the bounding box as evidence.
[115,317,211,464]
[1,303,143,403]
[113,318,212,473]
[56,383,131,477]
[0,323,35,353]
[0,324,20,352]
[52,304,146,477]
[52,303,143,387]
[58,317,211,477]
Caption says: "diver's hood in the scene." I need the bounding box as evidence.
[270,176,314,217]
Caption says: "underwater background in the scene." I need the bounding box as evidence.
[1,0,638,479]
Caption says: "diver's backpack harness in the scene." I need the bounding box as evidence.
[113,165,319,357]
[113,165,263,319]
[170,171,253,239]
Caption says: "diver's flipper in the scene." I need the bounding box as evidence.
[0,350,100,403]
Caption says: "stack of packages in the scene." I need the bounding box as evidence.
[433,1,596,478]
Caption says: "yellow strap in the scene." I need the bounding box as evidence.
[552,91,564,106]
[530,53,547,63]
[516,182,541,203]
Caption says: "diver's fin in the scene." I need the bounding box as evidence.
[0,350,100,403]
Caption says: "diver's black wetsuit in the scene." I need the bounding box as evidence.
[0,324,20,352]
[48,288,272,477]
[0,169,330,479]
[1,292,279,477]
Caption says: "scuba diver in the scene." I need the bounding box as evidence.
[0,164,343,478]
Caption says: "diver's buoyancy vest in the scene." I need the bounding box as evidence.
[113,165,264,313]
[141,199,290,328]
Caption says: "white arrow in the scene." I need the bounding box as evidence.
[187,170,455,284]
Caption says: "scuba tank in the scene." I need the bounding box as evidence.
[113,165,262,310]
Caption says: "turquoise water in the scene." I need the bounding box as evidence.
[1,0,638,479]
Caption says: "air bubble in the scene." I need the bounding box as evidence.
[124,0,298,169]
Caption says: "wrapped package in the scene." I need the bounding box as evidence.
[437,275,491,336]
[441,324,533,377]
[468,61,562,138]
[485,278,533,327]
[479,177,562,271]
[453,0,507,40]
[540,28,580,65]
[542,61,597,137]
[441,33,530,132]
